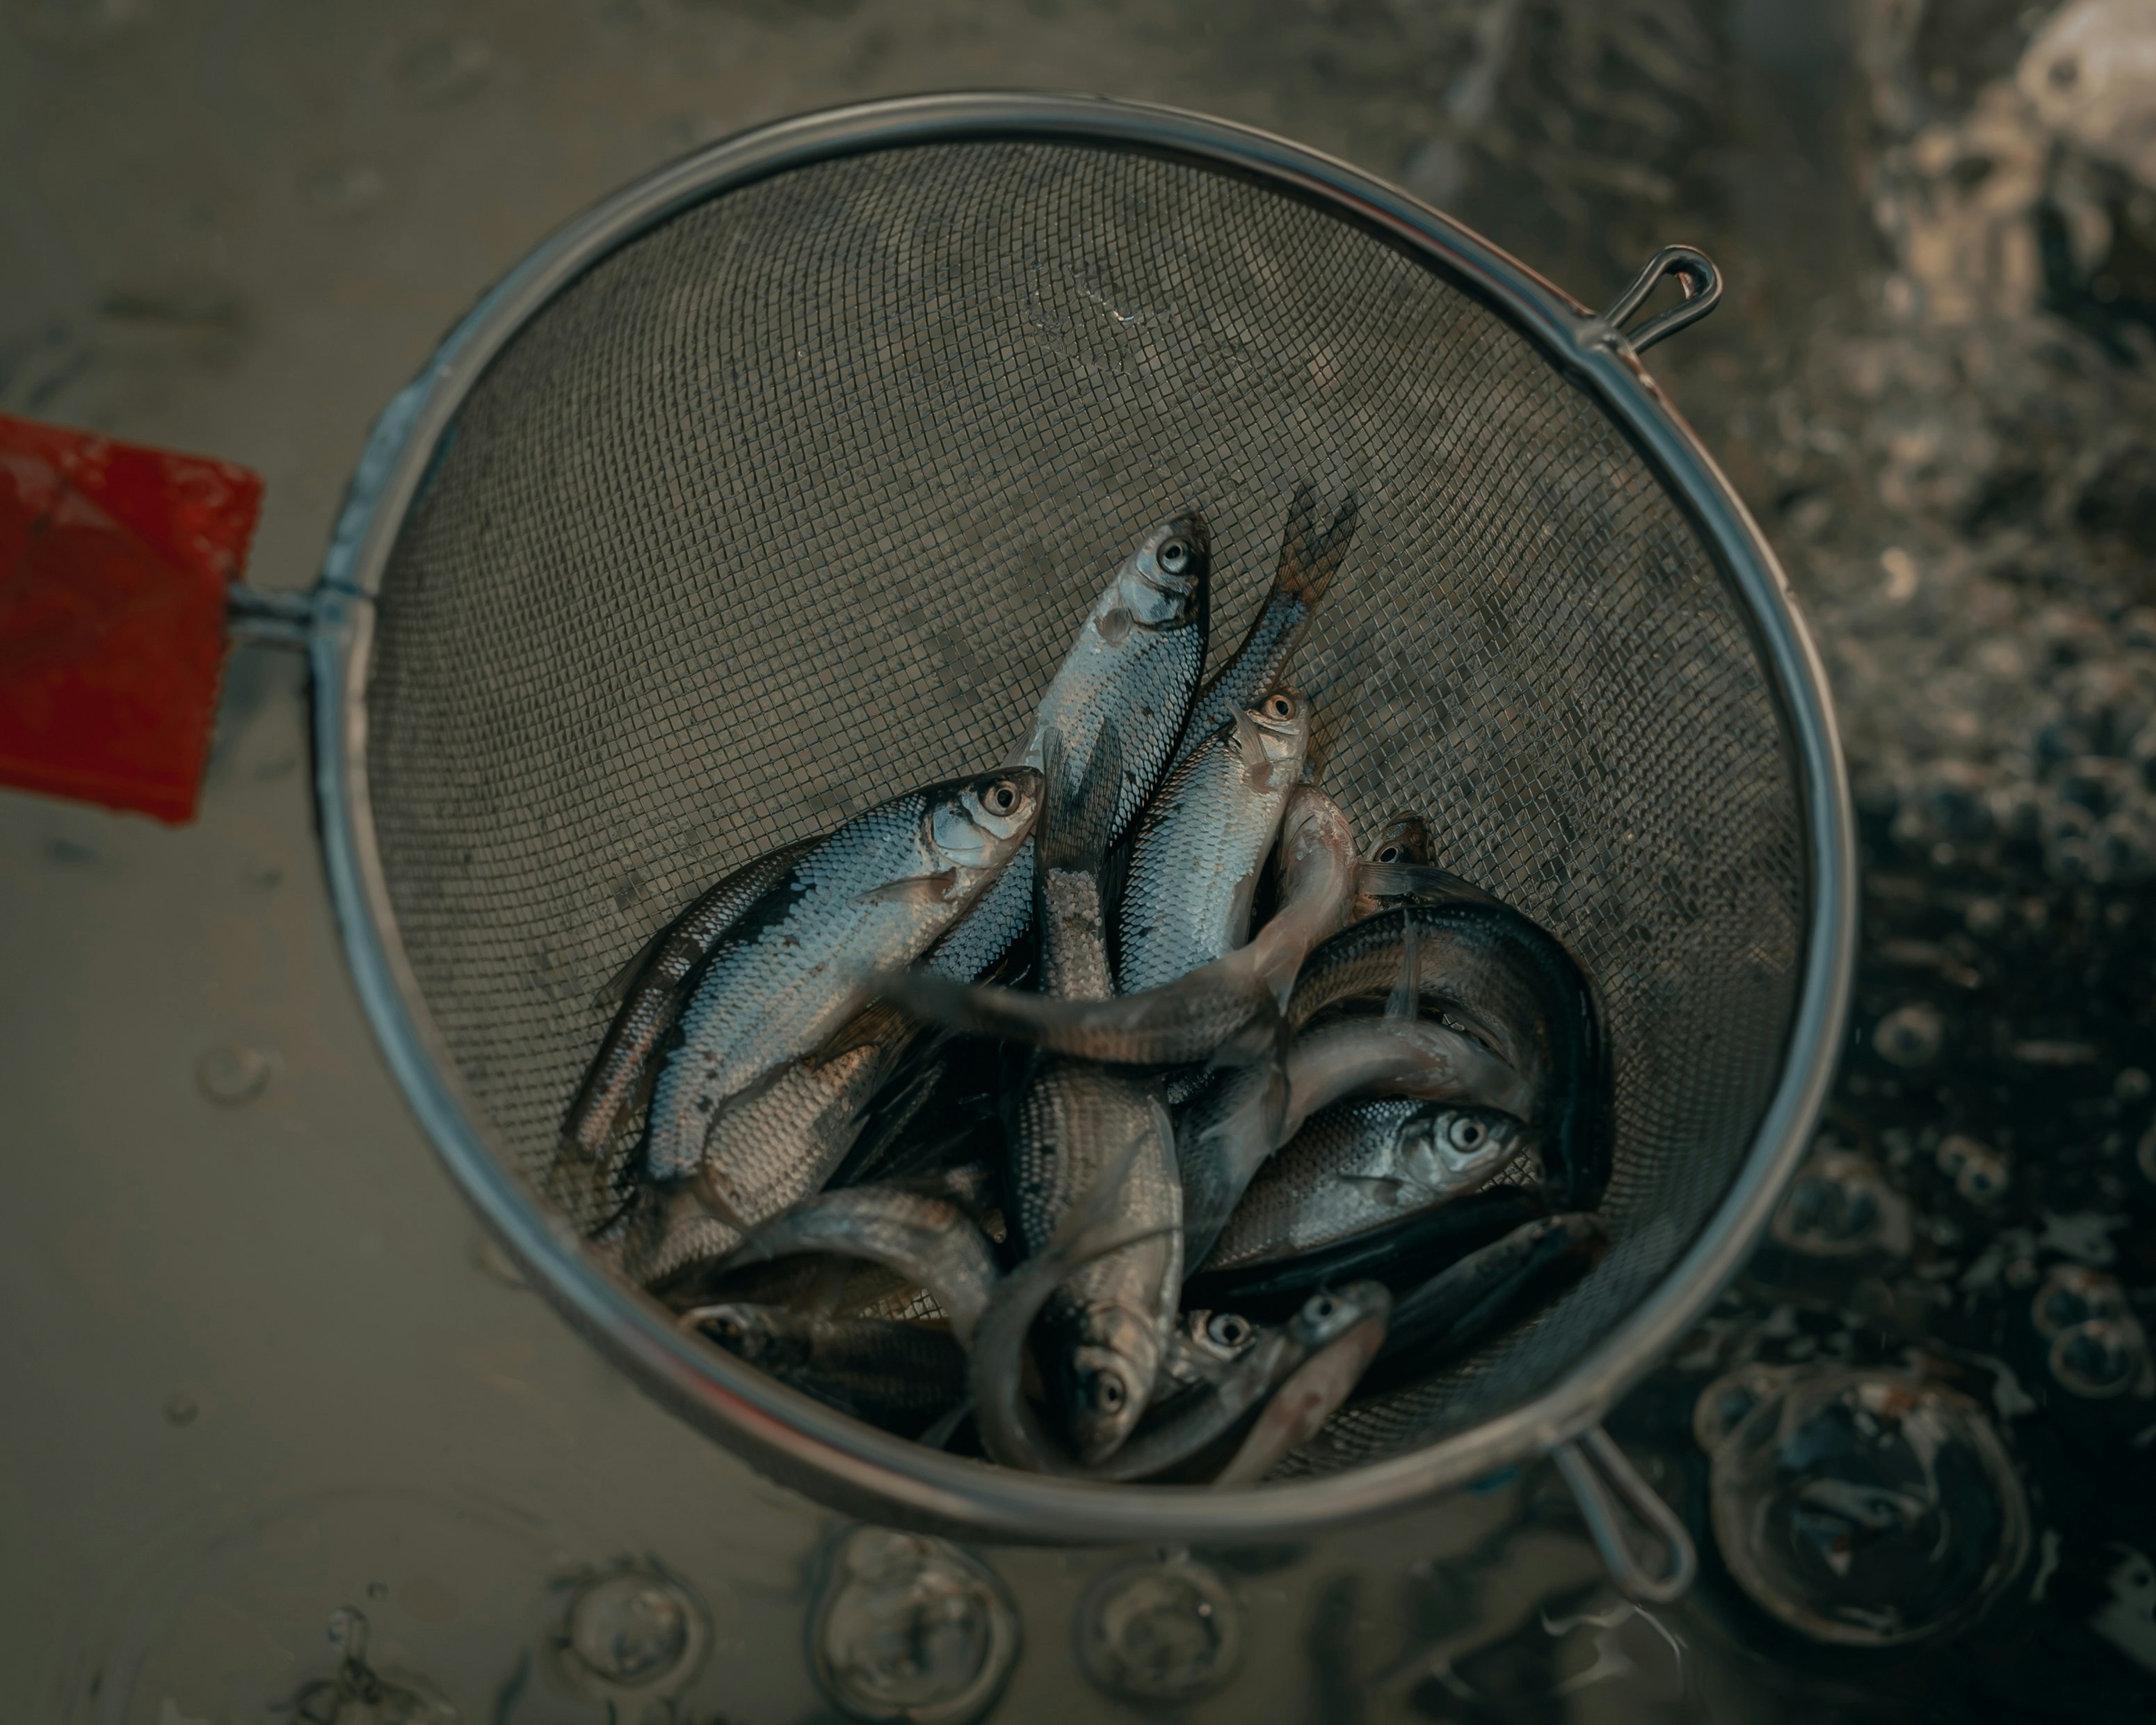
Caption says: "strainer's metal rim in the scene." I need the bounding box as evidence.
[311,92,1856,1545]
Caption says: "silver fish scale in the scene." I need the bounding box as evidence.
[562,835,819,1162]
[1202,1097,1518,1269]
[1033,627,1205,844]
[1008,1058,1183,1395]
[710,1309,967,1432]
[591,1026,908,1283]
[1118,720,1301,995]
[646,788,978,1178]
[922,844,1033,979]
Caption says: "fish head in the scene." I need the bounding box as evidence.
[1242,686,1311,775]
[1111,511,1210,630]
[1401,1104,1536,1188]
[1060,1303,1164,1463]
[686,1301,785,1367]
[1367,813,1433,867]
[1287,1281,1392,1350]
[931,768,1044,868]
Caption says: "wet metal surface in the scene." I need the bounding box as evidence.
[3,1,2153,1719]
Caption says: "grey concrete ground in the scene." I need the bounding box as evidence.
[6,1,2155,1720]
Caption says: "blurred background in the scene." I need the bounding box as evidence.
[3,0,2154,1719]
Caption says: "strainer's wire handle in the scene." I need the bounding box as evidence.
[1553,1425,1698,1605]
[226,584,316,648]
[1597,246,1723,353]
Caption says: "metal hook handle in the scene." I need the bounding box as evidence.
[1553,1425,1698,1605]
[1595,245,1722,353]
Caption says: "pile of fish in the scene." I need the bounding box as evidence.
[555,489,1614,1483]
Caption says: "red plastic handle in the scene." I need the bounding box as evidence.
[0,412,263,824]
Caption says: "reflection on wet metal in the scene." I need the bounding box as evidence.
[288,1606,460,1724]
[545,1560,708,1703]
[1076,1552,1242,1704]
[810,1527,1019,1724]
[1703,1369,2029,1647]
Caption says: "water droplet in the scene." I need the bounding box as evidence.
[164,1392,198,1427]
[399,36,493,106]
[195,1043,273,1105]
[325,1605,371,1661]
[1077,1555,1243,1704]
[2049,1318,2149,1399]
[1768,1150,1909,1258]
[1938,1134,2011,1203]
[566,1572,690,1687]
[1707,1369,2029,1646]
[367,1580,389,1601]
[2032,1264,2127,1337]
[303,163,385,216]
[810,1527,1018,1724]
[1873,1002,1945,1068]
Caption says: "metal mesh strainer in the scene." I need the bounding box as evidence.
[311,95,1853,1558]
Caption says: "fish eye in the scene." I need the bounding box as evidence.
[983,780,1020,815]
[1456,1120,1486,1148]
[1265,693,1294,719]
[1157,538,1189,573]
[1083,1370,1128,1412]
[1377,845,1401,863]
[1308,1295,1337,1322]
[1209,1313,1252,1347]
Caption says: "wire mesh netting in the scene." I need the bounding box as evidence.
[362,138,1805,1470]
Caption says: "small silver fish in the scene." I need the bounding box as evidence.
[641,769,1040,1180]
[590,1004,923,1285]
[916,513,1213,984]
[1020,513,1212,843]
[1209,1294,1390,1486]
[1177,983,1532,1272]
[880,783,1357,1068]
[559,835,819,1166]
[1118,688,1310,995]
[1202,1098,1535,1271]
[968,1135,1385,1481]
[1287,901,1612,1208]
[1166,484,1359,773]
[682,1303,967,1438]
[716,1180,1004,1347]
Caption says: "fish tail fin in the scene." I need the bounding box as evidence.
[1275,483,1362,604]
[1036,724,1125,874]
